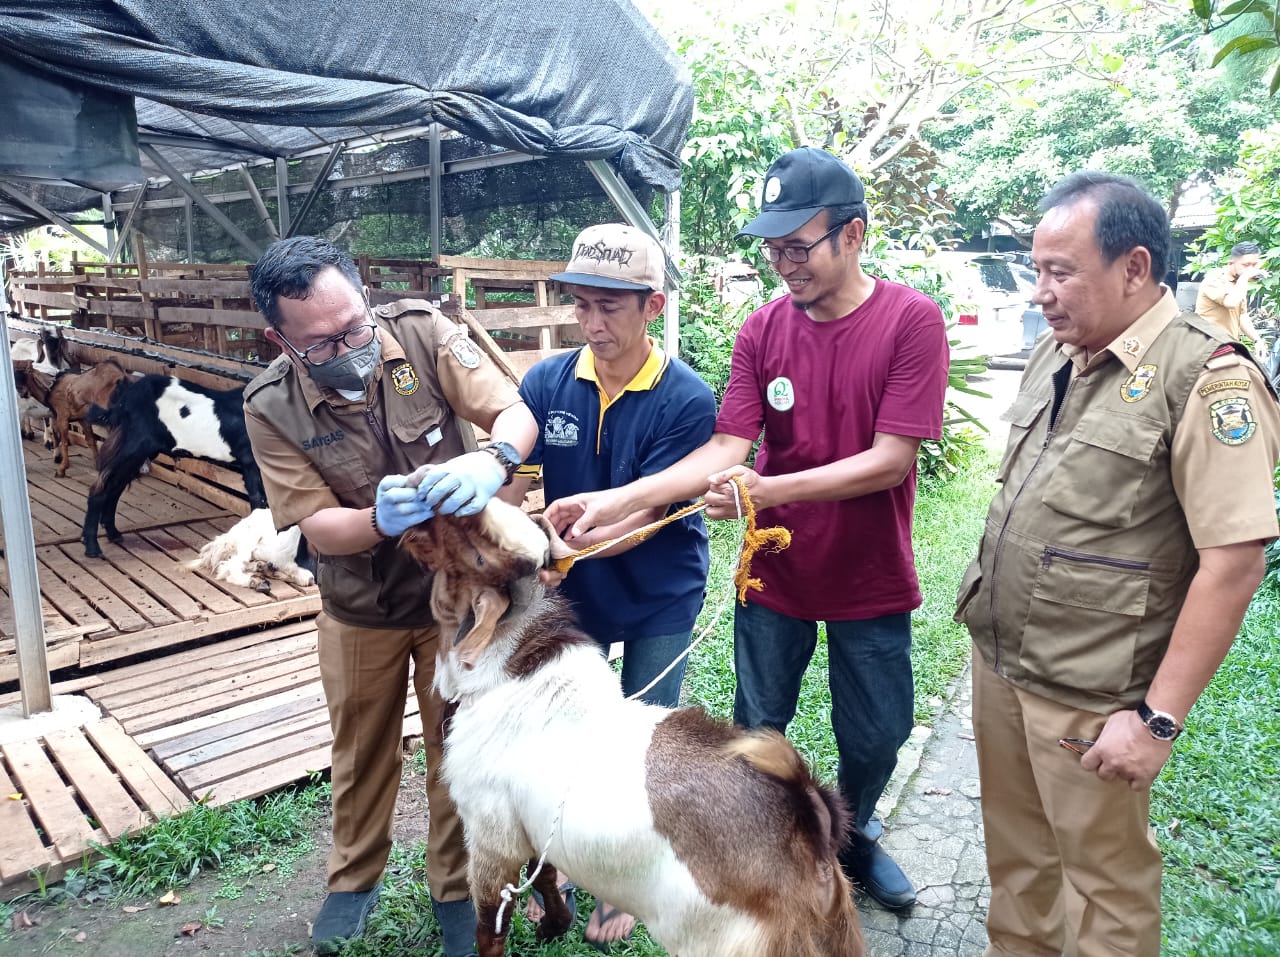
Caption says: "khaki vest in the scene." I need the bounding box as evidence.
[957,312,1240,712]
[244,300,477,628]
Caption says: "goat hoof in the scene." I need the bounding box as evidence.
[105,531,123,544]
[84,545,103,559]
[253,580,272,594]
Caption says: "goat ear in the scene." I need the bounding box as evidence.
[531,513,575,565]
[455,586,511,668]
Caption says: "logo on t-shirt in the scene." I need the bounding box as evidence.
[544,411,581,447]
[766,376,795,412]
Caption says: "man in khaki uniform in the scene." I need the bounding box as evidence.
[245,237,533,957]
[956,173,1280,957]
[1195,240,1269,358]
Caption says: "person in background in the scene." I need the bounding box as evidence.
[957,172,1280,957]
[1196,240,1270,358]
[245,236,534,957]
[505,222,716,946]
[546,147,951,913]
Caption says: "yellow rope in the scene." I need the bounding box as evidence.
[551,475,792,605]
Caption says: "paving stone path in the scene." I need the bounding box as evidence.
[855,666,991,956]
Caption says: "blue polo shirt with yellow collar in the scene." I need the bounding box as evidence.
[519,341,716,643]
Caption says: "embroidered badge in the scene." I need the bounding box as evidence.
[544,412,581,448]
[764,176,783,203]
[390,362,419,396]
[448,335,481,369]
[1121,363,1157,403]
[1122,336,1143,357]
[767,376,795,412]
[1209,397,1256,445]
[1198,378,1250,398]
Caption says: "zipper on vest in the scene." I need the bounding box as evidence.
[365,410,393,457]
[1040,546,1151,572]
[989,372,1076,671]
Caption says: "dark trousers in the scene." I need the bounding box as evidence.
[732,598,914,828]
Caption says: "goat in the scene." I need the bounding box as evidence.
[42,359,130,476]
[186,508,315,593]
[81,374,267,559]
[11,329,69,442]
[400,499,865,957]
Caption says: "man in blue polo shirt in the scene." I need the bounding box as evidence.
[505,222,716,946]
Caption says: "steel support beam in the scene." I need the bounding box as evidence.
[138,130,277,159]
[0,316,51,715]
[662,188,682,358]
[238,165,279,240]
[108,185,149,261]
[275,157,291,237]
[139,144,263,259]
[430,124,443,283]
[0,182,110,256]
[101,192,116,252]
[285,143,344,238]
[185,197,195,262]
[584,160,681,289]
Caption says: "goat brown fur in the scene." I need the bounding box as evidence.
[44,360,129,476]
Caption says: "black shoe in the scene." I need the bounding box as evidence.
[432,896,479,957]
[841,835,917,910]
[312,883,382,954]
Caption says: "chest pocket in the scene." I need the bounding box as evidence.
[1040,411,1165,527]
[996,391,1051,485]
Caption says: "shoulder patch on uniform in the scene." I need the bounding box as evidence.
[448,334,481,369]
[1198,378,1251,398]
[390,362,419,396]
[1209,396,1257,445]
[1121,363,1157,403]
[1210,343,1239,359]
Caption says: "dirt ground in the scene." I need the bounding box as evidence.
[5,771,433,957]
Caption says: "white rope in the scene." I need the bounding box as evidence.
[494,797,567,933]
[626,480,746,702]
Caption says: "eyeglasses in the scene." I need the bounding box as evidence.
[1058,737,1095,756]
[278,320,377,365]
[760,221,848,264]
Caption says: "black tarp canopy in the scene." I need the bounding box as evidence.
[0,0,692,233]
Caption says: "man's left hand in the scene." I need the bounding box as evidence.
[705,466,774,519]
[1079,709,1174,791]
[411,451,506,517]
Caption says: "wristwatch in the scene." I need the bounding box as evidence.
[481,441,522,485]
[1136,701,1183,741]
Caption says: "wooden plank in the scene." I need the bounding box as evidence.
[201,743,333,807]
[97,541,207,622]
[53,543,180,630]
[37,544,149,633]
[180,720,333,792]
[2,738,99,862]
[144,460,252,517]
[43,728,148,842]
[472,304,577,332]
[112,662,323,732]
[83,719,189,816]
[155,306,266,330]
[74,297,150,320]
[31,551,118,634]
[152,688,327,764]
[76,594,321,668]
[0,759,53,882]
[135,679,326,750]
[110,532,226,619]
[141,278,251,297]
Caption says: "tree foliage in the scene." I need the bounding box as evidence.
[1192,0,1280,94]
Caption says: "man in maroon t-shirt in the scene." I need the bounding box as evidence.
[545,147,950,910]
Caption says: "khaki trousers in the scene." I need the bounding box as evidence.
[317,611,469,901]
[972,650,1161,957]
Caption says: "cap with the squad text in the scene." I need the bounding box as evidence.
[550,223,665,291]
[737,147,866,239]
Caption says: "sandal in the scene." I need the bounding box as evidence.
[585,899,635,951]
[527,879,577,925]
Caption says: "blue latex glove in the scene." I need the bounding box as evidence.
[416,450,506,517]
[374,474,435,536]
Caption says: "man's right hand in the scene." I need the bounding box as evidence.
[374,474,435,537]
[544,488,634,540]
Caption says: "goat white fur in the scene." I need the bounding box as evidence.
[187,508,313,593]
[402,500,863,957]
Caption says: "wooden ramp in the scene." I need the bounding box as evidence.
[0,716,191,897]
[0,438,320,682]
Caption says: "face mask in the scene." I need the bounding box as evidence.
[305,334,382,394]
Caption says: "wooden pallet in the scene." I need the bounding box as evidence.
[0,439,320,682]
[0,716,191,897]
[83,621,422,808]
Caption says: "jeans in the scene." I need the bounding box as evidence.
[732,599,914,829]
[591,630,693,708]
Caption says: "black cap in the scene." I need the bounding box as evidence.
[737,147,866,239]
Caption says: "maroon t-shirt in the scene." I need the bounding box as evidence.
[716,279,949,620]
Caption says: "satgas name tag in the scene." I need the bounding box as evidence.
[425,426,443,446]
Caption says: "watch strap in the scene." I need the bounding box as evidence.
[481,441,522,485]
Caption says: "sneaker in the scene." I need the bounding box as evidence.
[841,837,917,910]
[312,883,382,954]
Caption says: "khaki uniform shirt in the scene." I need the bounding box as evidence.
[1195,266,1247,340]
[243,300,520,627]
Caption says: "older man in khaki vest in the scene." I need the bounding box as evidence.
[957,172,1280,957]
